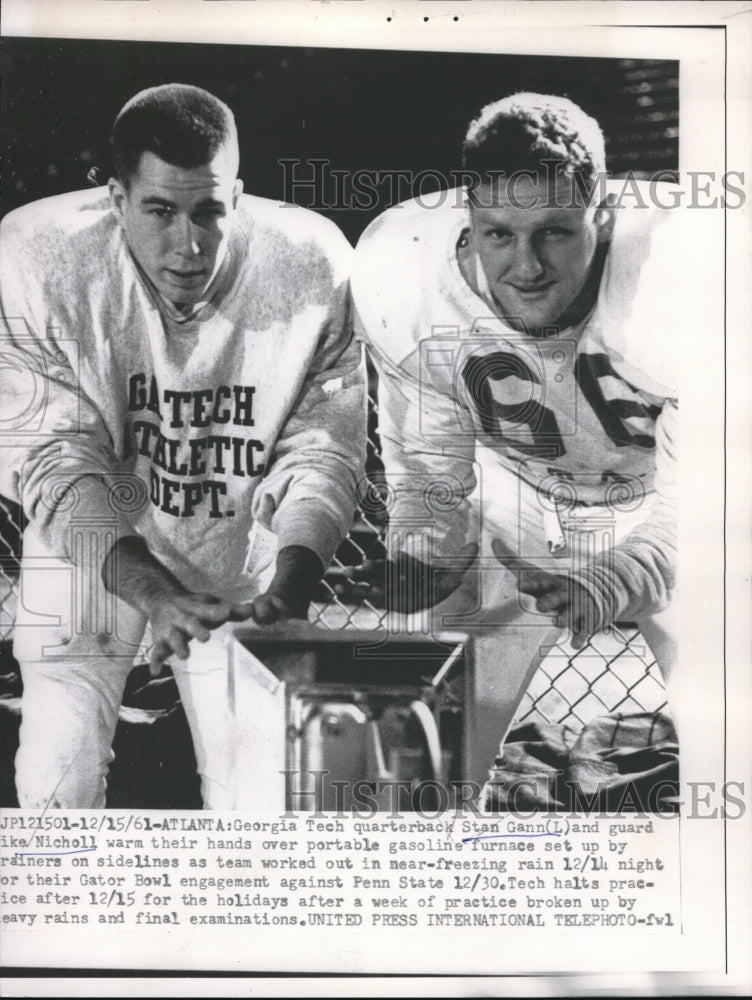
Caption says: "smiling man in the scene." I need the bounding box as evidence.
[0,84,366,808]
[349,93,681,784]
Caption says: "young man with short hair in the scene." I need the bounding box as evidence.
[0,84,367,808]
[350,93,690,783]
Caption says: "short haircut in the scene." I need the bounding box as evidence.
[462,92,606,192]
[111,83,238,184]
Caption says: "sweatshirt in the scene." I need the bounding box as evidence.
[0,188,367,598]
[351,183,691,628]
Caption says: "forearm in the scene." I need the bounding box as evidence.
[571,399,678,628]
[380,441,477,560]
[0,309,137,571]
[248,544,326,625]
[102,534,185,614]
[572,514,676,629]
[253,345,368,568]
[270,495,357,571]
[102,535,252,673]
[268,545,324,602]
[374,357,477,559]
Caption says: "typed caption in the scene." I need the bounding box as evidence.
[1,810,680,941]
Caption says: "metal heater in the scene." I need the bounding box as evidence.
[229,624,472,812]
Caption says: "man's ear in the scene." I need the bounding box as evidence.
[594,203,616,243]
[464,200,480,241]
[108,178,127,228]
[232,178,243,208]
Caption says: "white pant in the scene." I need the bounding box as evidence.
[389,461,677,787]
[13,529,250,809]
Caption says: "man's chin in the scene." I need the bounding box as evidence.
[158,271,212,301]
[491,292,563,335]
[157,285,209,311]
[495,305,563,336]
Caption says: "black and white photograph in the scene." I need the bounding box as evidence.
[0,14,687,814]
[0,0,749,994]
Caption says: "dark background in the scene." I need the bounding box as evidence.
[0,38,679,807]
[2,37,679,242]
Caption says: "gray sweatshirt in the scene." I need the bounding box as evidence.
[351,184,687,628]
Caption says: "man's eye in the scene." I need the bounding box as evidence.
[149,207,173,219]
[541,227,571,239]
[487,230,512,242]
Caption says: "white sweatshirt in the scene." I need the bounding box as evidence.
[0,188,367,598]
[351,185,689,627]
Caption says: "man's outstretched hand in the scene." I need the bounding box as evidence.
[336,542,478,614]
[132,542,323,670]
[491,538,600,649]
[102,536,252,676]
[146,593,252,676]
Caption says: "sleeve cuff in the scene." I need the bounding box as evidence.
[272,504,349,570]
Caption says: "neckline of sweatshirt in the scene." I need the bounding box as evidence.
[127,226,249,336]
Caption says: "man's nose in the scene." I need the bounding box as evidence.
[512,240,545,281]
[174,216,201,257]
